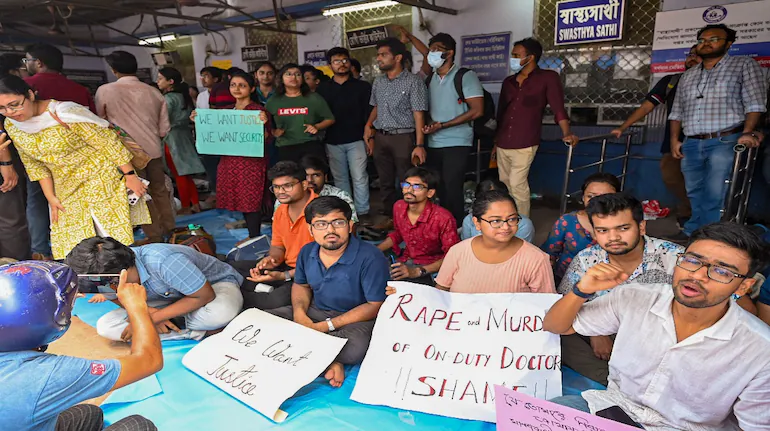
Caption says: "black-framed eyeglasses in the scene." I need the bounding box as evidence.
[269,181,299,194]
[479,216,522,229]
[696,37,727,45]
[331,59,350,65]
[401,182,428,192]
[0,98,26,114]
[675,253,747,284]
[311,219,348,230]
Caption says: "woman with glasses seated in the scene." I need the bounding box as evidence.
[434,190,555,293]
[193,72,270,239]
[462,179,535,242]
[542,172,621,284]
[264,63,335,163]
[0,75,150,260]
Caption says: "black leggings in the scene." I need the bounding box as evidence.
[243,211,263,238]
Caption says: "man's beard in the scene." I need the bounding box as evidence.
[698,45,728,59]
[604,235,641,256]
[321,235,348,251]
[672,280,730,309]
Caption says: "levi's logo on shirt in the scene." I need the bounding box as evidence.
[277,107,309,116]
[90,363,106,375]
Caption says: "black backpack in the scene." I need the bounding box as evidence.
[425,67,497,139]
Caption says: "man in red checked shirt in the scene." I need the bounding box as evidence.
[377,167,460,285]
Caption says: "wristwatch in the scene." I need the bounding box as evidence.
[284,271,292,282]
[120,169,136,177]
[417,266,427,277]
[572,284,592,299]
[326,318,336,332]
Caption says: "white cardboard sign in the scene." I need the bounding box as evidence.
[351,282,562,423]
[182,308,347,422]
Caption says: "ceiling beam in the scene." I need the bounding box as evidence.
[393,0,457,15]
[209,0,280,32]
[1,24,149,48]
[45,0,305,35]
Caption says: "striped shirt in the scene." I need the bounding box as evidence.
[435,238,556,294]
[669,54,767,136]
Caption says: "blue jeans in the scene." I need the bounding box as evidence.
[549,395,590,412]
[26,178,52,256]
[326,141,370,215]
[680,133,738,236]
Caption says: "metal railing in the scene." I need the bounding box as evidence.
[560,132,634,214]
[722,144,759,224]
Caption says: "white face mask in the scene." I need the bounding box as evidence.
[510,56,531,73]
[427,51,446,69]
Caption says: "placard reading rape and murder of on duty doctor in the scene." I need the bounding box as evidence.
[194,108,264,157]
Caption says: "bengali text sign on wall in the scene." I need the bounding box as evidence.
[347,25,389,50]
[494,386,639,431]
[195,108,265,157]
[555,0,625,46]
[350,282,562,423]
[460,32,512,82]
[652,1,770,74]
[182,308,346,422]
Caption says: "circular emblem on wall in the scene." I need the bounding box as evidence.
[703,5,727,23]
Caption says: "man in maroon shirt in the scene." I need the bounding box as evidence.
[24,43,95,112]
[377,167,459,285]
[494,38,578,218]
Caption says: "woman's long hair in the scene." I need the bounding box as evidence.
[158,67,193,110]
[275,63,310,97]
[0,74,32,96]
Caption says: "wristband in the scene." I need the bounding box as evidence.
[120,169,136,177]
[0,161,12,166]
[326,318,336,332]
[284,271,292,282]
[572,284,592,299]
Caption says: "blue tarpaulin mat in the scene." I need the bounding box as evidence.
[137,209,254,255]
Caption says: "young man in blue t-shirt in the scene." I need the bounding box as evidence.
[0,263,162,431]
[266,196,389,387]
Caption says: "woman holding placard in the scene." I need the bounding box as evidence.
[157,67,205,214]
[193,72,270,238]
[265,63,334,163]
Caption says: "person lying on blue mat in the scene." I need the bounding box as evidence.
[266,196,389,387]
[544,222,770,431]
[0,262,162,431]
[66,237,244,342]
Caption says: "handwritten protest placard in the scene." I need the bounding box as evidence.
[495,385,639,431]
[351,282,562,422]
[182,308,346,422]
[194,108,264,157]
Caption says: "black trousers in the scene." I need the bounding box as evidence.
[55,404,156,431]
[231,260,293,310]
[373,132,414,216]
[427,146,470,225]
[0,161,30,260]
[276,141,326,164]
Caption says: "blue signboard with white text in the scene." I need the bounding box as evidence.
[460,32,511,83]
[555,0,626,45]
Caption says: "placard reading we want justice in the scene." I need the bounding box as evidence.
[351,282,562,422]
[182,308,346,422]
[195,108,264,157]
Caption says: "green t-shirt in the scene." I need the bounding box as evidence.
[265,92,334,147]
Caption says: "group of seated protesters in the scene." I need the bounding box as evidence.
[39,159,770,431]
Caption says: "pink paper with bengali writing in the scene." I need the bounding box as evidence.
[494,386,639,431]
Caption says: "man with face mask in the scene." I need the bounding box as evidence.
[669,24,767,240]
[557,193,684,386]
[612,46,702,231]
[495,38,578,218]
[544,221,770,430]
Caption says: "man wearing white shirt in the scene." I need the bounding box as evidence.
[543,221,770,431]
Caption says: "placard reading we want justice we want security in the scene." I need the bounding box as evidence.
[183,283,562,423]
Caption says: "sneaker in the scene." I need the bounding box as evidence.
[358,213,375,226]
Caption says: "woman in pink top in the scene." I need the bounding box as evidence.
[434,190,555,294]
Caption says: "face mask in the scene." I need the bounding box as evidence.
[510,56,530,73]
[427,51,446,69]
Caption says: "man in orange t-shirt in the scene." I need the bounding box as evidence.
[232,161,317,310]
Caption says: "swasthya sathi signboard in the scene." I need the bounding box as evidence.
[555,0,626,46]
[651,1,770,74]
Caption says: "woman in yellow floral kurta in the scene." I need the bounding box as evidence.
[1,76,150,259]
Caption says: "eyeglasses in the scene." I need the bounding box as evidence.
[331,59,350,65]
[0,98,26,114]
[21,58,37,64]
[269,181,299,194]
[311,219,348,230]
[675,253,748,284]
[479,216,522,229]
[696,37,727,45]
[284,72,303,77]
[401,182,428,192]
